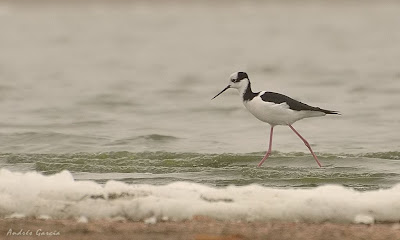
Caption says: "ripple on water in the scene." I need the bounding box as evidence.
[1,151,399,191]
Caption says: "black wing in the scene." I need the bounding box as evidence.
[260,92,338,114]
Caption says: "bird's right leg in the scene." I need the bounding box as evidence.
[257,126,274,167]
[288,124,322,167]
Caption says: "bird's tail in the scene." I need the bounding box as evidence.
[318,108,340,115]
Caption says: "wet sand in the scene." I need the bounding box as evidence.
[1,217,400,240]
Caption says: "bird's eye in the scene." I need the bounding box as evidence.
[231,79,236,83]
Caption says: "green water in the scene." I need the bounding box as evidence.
[2,151,399,191]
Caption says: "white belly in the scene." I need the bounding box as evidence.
[243,97,325,126]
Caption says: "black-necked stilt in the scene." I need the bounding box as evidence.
[212,72,339,168]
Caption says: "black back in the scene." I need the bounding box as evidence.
[260,92,338,114]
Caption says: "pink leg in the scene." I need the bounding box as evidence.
[257,126,274,167]
[288,124,322,167]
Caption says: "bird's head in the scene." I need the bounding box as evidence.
[212,71,250,99]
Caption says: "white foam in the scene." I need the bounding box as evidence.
[1,168,400,223]
[354,214,374,224]
[77,216,88,224]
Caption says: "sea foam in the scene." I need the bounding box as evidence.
[1,168,400,223]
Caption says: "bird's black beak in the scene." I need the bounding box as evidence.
[211,85,230,100]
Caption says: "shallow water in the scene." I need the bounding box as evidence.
[1,151,400,191]
[0,1,399,191]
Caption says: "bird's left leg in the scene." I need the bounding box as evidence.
[288,124,322,167]
[257,126,274,167]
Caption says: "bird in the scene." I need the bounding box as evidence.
[212,71,339,167]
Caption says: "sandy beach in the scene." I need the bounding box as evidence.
[1,217,400,240]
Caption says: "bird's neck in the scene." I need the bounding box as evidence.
[239,80,258,102]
